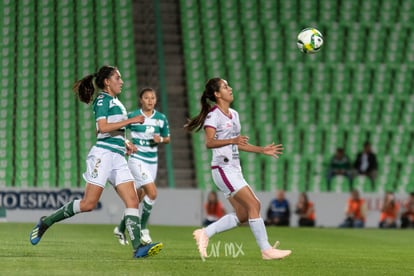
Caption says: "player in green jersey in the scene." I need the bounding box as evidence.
[114,88,170,246]
[29,66,163,258]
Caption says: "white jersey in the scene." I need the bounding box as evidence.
[203,105,241,169]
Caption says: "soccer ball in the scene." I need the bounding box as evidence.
[297,28,324,54]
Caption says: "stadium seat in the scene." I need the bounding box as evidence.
[113,0,138,107]
[399,0,414,25]
[358,0,377,24]
[338,0,357,23]
[378,1,398,23]
[279,1,297,24]
[331,63,351,94]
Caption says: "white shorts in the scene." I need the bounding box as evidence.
[211,165,248,198]
[128,157,157,189]
[83,146,134,188]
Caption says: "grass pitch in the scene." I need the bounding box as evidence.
[1,223,413,276]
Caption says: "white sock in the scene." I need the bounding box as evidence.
[143,195,155,205]
[249,217,271,251]
[204,213,240,238]
[125,208,140,217]
[73,199,81,214]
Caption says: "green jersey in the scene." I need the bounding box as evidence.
[93,92,128,155]
[128,109,170,164]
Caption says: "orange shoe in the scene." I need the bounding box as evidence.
[193,229,209,260]
[261,241,292,260]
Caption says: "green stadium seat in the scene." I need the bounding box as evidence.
[290,62,310,94]
[331,63,351,94]
[14,1,36,188]
[55,1,81,187]
[324,24,344,63]
[359,94,380,125]
[370,125,389,158]
[264,23,284,65]
[0,0,16,187]
[114,0,138,106]
[275,93,294,126]
[392,64,412,96]
[95,0,116,65]
[279,1,297,23]
[259,0,276,26]
[269,62,288,96]
[264,156,284,192]
[378,1,398,23]
[338,0,357,23]
[365,24,387,63]
[296,94,315,126]
[359,0,377,24]
[286,154,308,192]
[240,0,258,23]
[298,0,317,26]
[308,63,330,95]
[343,24,365,63]
[302,124,323,158]
[385,24,405,64]
[316,94,337,126]
[323,124,347,159]
[399,0,414,24]
[279,124,300,156]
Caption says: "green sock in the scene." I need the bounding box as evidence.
[117,216,126,233]
[124,208,141,249]
[141,199,153,230]
[43,200,79,227]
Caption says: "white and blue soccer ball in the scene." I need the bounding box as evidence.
[297,27,324,54]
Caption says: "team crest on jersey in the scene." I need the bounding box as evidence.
[141,172,148,180]
[109,100,117,108]
[145,126,155,136]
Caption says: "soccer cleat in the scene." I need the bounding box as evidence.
[193,228,209,260]
[113,226,129,245]
[30,216,49,245]
[140,229,152,245]
[261,241,292,260]
[133,242,163,258]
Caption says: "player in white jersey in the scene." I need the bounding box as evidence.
[29,66,162,258]
[114,88,170,246]
[185,77,291,260]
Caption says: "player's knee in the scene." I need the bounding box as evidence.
[147,191,157,200]
[238,214,248,223]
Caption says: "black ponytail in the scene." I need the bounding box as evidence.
[73,65,117,104]
[185,77,222,132]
